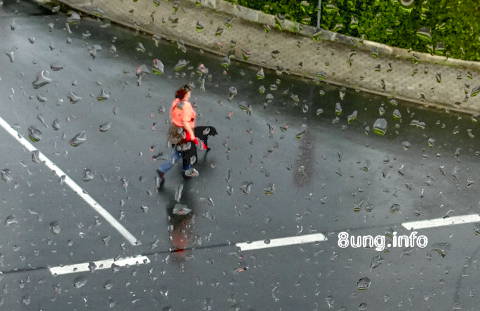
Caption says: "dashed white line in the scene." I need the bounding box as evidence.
[26,211,480,276]
[49,255,150,275]
[402,214,480,230]
[0,116,140,246]
[236,233,328,251]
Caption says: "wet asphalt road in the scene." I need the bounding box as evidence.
[1,1,480,310]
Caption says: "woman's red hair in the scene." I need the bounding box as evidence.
[175,85,192,99]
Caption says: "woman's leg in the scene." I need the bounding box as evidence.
[181,144,196,171]
[158,148,182,174]
[181,143,199,177]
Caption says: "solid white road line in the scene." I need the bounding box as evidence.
[49,255,150,275]
[402,214,480,230]
[0,116,140,246]
[236,233,327,251]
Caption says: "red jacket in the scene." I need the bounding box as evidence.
[170,98,196,129]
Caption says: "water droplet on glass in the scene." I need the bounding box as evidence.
[373,118,387,135]
[52,119,61,130]
[176,40,187,53]
[83,168,95,182]
[370,254,384,269]
[427,137,435,147]
[73,276,87,288]
[70,131,87,147]
[392,109,401,119]
[410,120,425,129]
[4,215,17,226]
[390,203,400,213]
[121,177,128,192]
[291,94,300,104]
[239,182,253,194]
[152,58,164,75]
[357,277,371,290]
[66,11,81,23]
[32,150,41,163]
[37,95,48,102]
[256,68,265,80]
[264,183,275,195]
[221,55,231,69]
[325,295,334,309]
[0,169,12,183]
[174,59,189,72]
[467,129,475,139]
[228,86,237,100]
[32,70,52,89]
[378,106,385,116]
[257,85,266,95]
[471,86,480,97]
[347,110,358,123]
[99,122,112,132]
[28,126,42,142]
[173,203,191,215]
[104,281,113,290]
[87,261,96,272]
[5,50,14,63]
[50,221,61,234]
[50,63,64,71]
[401,141,411,150]
[108,299,116,308]
[194,63,208,76]
[302,104,309,113]
[136,64,150,82]
[21,296,31,306]
[36,114,48,128]
[335,102,342,115]
[97,89,110,101]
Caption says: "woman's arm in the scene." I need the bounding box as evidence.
[184,122,195,141]
[182,103,195,140]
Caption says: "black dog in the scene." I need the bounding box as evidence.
[194,126,218,152]
[180,125,218,172]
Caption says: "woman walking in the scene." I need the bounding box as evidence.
[157,85,215,188]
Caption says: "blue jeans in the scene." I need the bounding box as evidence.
[158,148,191,173]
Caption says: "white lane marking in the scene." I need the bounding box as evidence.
[236,233,327,251]
[0,116,140,246]
[49,255,150,275]
[402,214,480,230]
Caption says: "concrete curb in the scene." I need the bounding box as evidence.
[35,0,480,116]
[190,0,480,72]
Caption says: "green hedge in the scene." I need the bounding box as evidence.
[225,0,480,61]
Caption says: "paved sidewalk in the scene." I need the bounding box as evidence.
[42,0,480,114]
